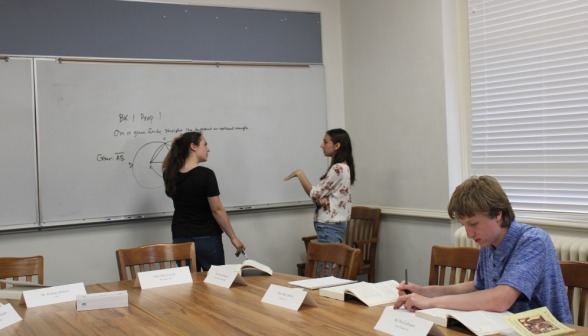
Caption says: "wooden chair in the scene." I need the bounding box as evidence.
[0,256,44,289]
[298,206,382,282]
[116,243,196,281]
[429,245,480,286]
[560,261,588,326]
[304,242,361,280]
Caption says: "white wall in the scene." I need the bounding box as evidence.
[340,0,454,286]
[0,0,344,285]
[0,207,316,285]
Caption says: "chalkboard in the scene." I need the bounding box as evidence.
[0,58,39,230]
[35,59,327,226]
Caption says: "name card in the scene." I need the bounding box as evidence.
[204,267,248,288]
[261,284,318,311]
[374,306,444,336]
[134,266,192,289]
[0,304,22,330]
[21,283,86,308]
[76,291,129,311]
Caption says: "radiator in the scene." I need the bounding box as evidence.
[453,226,588,325]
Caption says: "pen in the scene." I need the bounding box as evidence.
[242,248,248,260]
[405,269,412,294]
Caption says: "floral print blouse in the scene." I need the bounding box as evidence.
[310,163,352,224]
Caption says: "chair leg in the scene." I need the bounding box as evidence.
[368,268,376,283]
[297,263,306,277]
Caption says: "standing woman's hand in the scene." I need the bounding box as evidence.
[284,170,313,196]
[318,196,330,209]
[172,133,183,144]
[231,237,245,256]
[283,170,302,181]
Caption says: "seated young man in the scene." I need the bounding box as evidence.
[394,175,572,324]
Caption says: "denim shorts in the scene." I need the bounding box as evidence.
[173,234,225,272]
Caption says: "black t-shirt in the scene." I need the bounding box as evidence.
[170,166,223,239]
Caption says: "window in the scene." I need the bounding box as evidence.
[468,0,588,221]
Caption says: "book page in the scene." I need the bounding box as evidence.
[242,260,273,275]
[323,282,366,294]
[288,276,355,289]
[450,310,512,334]
[0,279,49,287]
[346,280,400,306]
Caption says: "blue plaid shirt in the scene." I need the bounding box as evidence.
[473,220,572,324]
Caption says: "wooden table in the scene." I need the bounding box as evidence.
[1,272,587,335]
[96,271,588,336]
[0,284,181,335]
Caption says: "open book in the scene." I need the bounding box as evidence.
[415,308,513,336]
[319,280,399,306]
[212,260,272,275]
[288,276,356,290]
[0,279,51,300]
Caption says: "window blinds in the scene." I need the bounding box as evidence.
[468,0,588,216]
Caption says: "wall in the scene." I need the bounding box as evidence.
[0,208,316,285]
[340,0,454,285]
[0,0,344,285]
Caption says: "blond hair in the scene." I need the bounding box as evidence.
[447,175,515,228]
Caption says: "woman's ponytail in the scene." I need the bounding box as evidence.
[163,132,203,197]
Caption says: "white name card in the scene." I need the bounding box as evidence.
[134,266,192,289]
[261,284,318,311]
[0,304,22,330]
[204,267,248,288]
[21,283,87,308]
[76,291,129,311]
[375,306,444,336]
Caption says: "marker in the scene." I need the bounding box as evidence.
[405,269,412,294]
[106,217,125,221]
[239,207,254,210]
[242,248,248,260]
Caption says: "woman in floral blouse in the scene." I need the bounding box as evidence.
[284,128,355,246]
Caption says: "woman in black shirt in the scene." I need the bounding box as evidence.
[162,132,245,271]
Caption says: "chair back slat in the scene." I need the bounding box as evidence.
[304,243,360,280]
[438,267,446,286]
[580,288,588,326]
[449,268,457,286]
[560,261,588,326]
[0,256,44,289]
[116,243,197,280]
[429,246,479,286]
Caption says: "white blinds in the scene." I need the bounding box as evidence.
[468,0,588,216]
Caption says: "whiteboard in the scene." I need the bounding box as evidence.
[0,58,38,229]
[35,60,327,225]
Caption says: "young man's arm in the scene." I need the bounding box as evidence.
[394,283,520,312]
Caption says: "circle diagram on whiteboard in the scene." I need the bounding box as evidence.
[132,141,170,189]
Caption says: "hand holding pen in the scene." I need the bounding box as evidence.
[404,269,412,294]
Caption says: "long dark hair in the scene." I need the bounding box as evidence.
[163,132,203,198]
[320,128,355,185]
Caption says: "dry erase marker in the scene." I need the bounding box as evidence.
[405,269,412,294]
[242,248,248,260]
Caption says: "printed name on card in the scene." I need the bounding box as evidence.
[134,266,193,289]
[204,267,248,288]
[261,284,318,311]
[21,283,87,308]
[374,307,444,336]
[0,304,22,330]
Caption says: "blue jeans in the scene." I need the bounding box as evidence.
[173,235,225,272]
[314,222,346,277]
